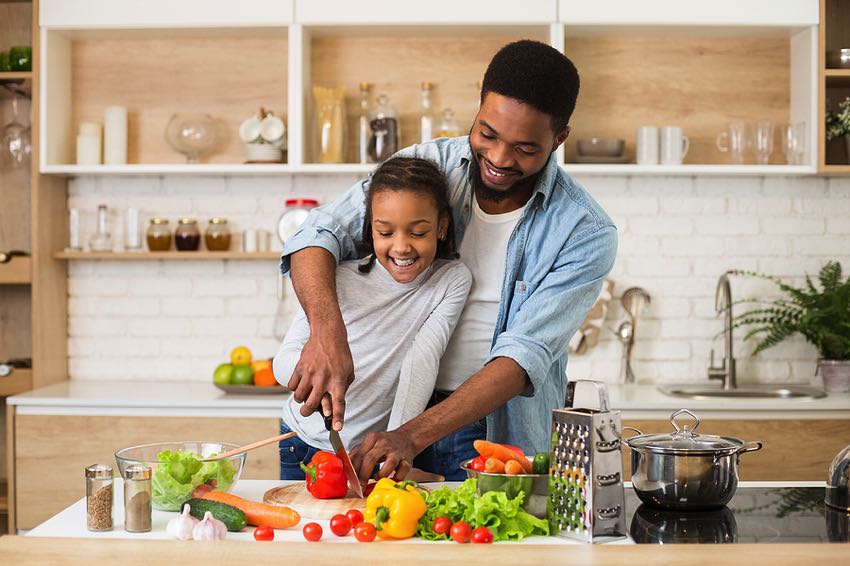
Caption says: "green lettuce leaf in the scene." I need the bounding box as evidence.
[151,450,237,511]
[417,478,549,541]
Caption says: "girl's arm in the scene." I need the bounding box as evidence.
[387,263,473,430]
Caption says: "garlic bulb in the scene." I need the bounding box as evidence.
[192,511,228,541]
[166,504,198,540]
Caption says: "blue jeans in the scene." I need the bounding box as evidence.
[413,417,487,481]
[278,421,322,480]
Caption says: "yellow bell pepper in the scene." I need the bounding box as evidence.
[363,478,427,539]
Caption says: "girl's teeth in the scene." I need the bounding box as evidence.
[393,258,414,267]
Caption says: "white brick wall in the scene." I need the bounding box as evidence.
[67,173,850,389]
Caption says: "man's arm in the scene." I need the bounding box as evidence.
[352,357,526,480]
[285,247,352,430]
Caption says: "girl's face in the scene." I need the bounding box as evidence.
[370,189,447,284]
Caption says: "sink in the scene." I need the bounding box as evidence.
[658,385,827,400]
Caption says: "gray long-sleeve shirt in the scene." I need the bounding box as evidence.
[274,258,472,451]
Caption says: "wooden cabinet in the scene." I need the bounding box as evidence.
[621,418,847,482]
[820,0,850,173]
[10,409,280,530]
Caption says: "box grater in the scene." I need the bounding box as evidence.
[547,379,627,543]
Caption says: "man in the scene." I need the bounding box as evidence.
[280,39,617,481]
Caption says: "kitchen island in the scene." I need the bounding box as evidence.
[7,381,850,531]
[1,480,847,565]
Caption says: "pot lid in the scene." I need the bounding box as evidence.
[626,408,745,454]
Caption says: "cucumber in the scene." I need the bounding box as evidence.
[184,497,247,532]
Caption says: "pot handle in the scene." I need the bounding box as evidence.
[735,440,763,456]
[670,408,701,434]
[622,425,644,437]
[565,379,610,411]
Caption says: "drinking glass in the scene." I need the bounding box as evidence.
[716,122,750,164]
[781,122,806,165]
[753,121,775,165]
[1,92,31,169]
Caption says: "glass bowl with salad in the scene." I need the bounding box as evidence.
[115,441,246,511]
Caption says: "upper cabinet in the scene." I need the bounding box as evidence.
[40,0,293,28]
[37,0,832,177]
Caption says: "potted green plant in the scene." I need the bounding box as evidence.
[733,261,850,393]
[826,96,850,163]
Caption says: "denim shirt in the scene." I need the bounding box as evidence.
[281,136,617,454]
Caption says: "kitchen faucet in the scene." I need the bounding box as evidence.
[708,270,737,390]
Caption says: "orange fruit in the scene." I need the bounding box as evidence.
[253,366,277,387]
[251,359,272,372]
[230,345,252,366]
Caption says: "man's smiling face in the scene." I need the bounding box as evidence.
[468,92,569,212]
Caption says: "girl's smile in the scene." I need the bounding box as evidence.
[370,190,447,284]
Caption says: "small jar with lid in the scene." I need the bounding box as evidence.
[277,198,319,244]
[123,464,152,533]
[86,464,114,531]
[146,218,172,251]
[204,217,231,251]
[175,218,201,251]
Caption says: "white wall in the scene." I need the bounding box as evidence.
[66,173,850,386]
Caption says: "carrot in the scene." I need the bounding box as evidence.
[504,459,525,475]
[202,491,300,529]
[473,440,533,474]
[484,457,506,474]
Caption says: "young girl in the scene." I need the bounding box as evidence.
[274,157,472,480]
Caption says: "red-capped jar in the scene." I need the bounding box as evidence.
[277,198,319,244]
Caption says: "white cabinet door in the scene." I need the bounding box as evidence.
[559,0,818,27]
[40,0,294,29]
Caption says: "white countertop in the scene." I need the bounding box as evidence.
[7,381,850,419]
[24,479,597,545]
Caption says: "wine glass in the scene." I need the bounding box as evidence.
[2,92,31,169]
[782,122,806,165]
[164,113,218,163]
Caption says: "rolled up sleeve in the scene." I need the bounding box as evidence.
[486,225,618,395]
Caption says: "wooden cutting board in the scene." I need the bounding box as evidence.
[263,484,366,518]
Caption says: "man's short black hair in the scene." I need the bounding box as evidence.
[481,39,580,133]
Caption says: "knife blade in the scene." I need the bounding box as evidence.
[324,411,365,498]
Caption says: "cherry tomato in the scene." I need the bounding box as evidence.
[471,526,494,544]
[353,521,377,542]
[346,509,365,527]
[302,522,323,542]
[253,525,274,541]
[329,514,353,537]
[450,520,472,543]
[432,515,453,536]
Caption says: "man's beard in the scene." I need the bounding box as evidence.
[468,149,543,204]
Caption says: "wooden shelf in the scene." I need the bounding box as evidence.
[0,256,31,284]
[562,164,816,177]
[0,71,31,81]
[821,164,850,176]
[54,251,280,260]
[825,68,850,87]
[0,368,32,397]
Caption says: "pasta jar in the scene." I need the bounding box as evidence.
[175,218,201,251]
[146,218,172,251]
[204,217,231,251]
[277,198,318,244]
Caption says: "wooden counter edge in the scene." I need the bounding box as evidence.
[0,536,846,565]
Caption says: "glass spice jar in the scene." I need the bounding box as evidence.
[204,217,231,251]
[175,218,201,251]
[86,464,113,532]
[123,464,152,533]
[146,218,172,251]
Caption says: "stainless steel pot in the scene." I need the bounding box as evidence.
[624,409,762,511]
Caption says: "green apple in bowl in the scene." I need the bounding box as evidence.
[213,363,233,385]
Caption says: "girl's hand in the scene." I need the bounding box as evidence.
[350,429,418,482]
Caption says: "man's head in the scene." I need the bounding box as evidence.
[470,40,580,210]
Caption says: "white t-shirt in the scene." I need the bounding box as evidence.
[435,196,526,391]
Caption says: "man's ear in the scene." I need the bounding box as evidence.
[553,125,571,151]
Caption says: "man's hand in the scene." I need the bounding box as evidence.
[350,429,418,482]
[288,326,354,431]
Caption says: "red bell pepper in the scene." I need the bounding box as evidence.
[300,451,348,499]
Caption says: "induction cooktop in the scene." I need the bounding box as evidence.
[623,484,849,544]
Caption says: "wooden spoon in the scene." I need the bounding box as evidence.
[202,431,297,461]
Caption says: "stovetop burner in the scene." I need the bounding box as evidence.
[624,485,848,544]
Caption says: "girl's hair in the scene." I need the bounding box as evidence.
[359,156,458,273]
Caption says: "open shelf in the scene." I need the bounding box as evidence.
[0,368,32,397]
[54,251,280,260]
[825,69,850,87]
[562,164,817,177]
[0,256,31,284]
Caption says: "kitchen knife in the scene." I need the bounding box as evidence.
[324,412,365,498]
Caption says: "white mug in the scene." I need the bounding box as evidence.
[660,126,689,165]
[242,229,258,253]
[636,126,659,165]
